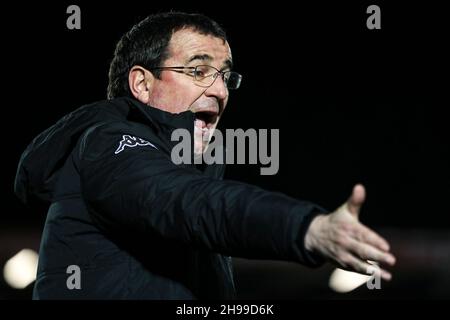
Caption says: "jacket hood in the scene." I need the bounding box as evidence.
[14,97,222,208]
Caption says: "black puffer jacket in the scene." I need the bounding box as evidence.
[15,97,325,299]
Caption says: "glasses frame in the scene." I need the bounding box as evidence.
[149,65,242,89]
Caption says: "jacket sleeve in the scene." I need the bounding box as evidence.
[76,121,327,266]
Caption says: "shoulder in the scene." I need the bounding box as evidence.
[78,120,163,161]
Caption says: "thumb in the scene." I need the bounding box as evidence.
[346,184,366,218]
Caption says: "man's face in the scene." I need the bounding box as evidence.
[146,28,232,154]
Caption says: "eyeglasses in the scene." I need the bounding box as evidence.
[149,65,242,90]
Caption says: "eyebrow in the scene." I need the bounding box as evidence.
[187,54,212,64]
[186,54,233,70]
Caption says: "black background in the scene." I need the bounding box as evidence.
[2,1,449,299]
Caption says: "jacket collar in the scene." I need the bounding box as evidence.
[117,97,196,138]
[113,97,225,178]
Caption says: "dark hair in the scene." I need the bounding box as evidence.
[107,12,227,99]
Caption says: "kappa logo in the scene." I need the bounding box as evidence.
[115,135,157,154]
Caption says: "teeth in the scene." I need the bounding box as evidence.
[202,128,210,141]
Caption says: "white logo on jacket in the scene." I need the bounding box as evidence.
[115,135,157,154]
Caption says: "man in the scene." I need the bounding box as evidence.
[15,12,395,299]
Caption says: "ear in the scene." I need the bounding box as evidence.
[128,66,154,104]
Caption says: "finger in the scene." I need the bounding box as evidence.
[380,269,392,281]
[346,184,366,218]
[353,223,391,252]
[339,252,371,274]
[340,253,393,281]
[347,237,396,266]
[366,261,393,281]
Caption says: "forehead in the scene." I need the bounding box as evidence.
[167,28,232,64]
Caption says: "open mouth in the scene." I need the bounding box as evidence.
[194,109,218,128]
[193,109,219,148]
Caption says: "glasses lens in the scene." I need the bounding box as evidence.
[193,66,242,89]
[194,65,216,85]
[225,72,242,90]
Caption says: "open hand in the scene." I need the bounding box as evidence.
[304,184,396,280]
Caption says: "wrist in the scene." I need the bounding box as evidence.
[304,214,326,252]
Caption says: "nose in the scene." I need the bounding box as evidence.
[204,72,228,101]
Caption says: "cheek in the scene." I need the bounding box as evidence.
[150,77,202,114]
